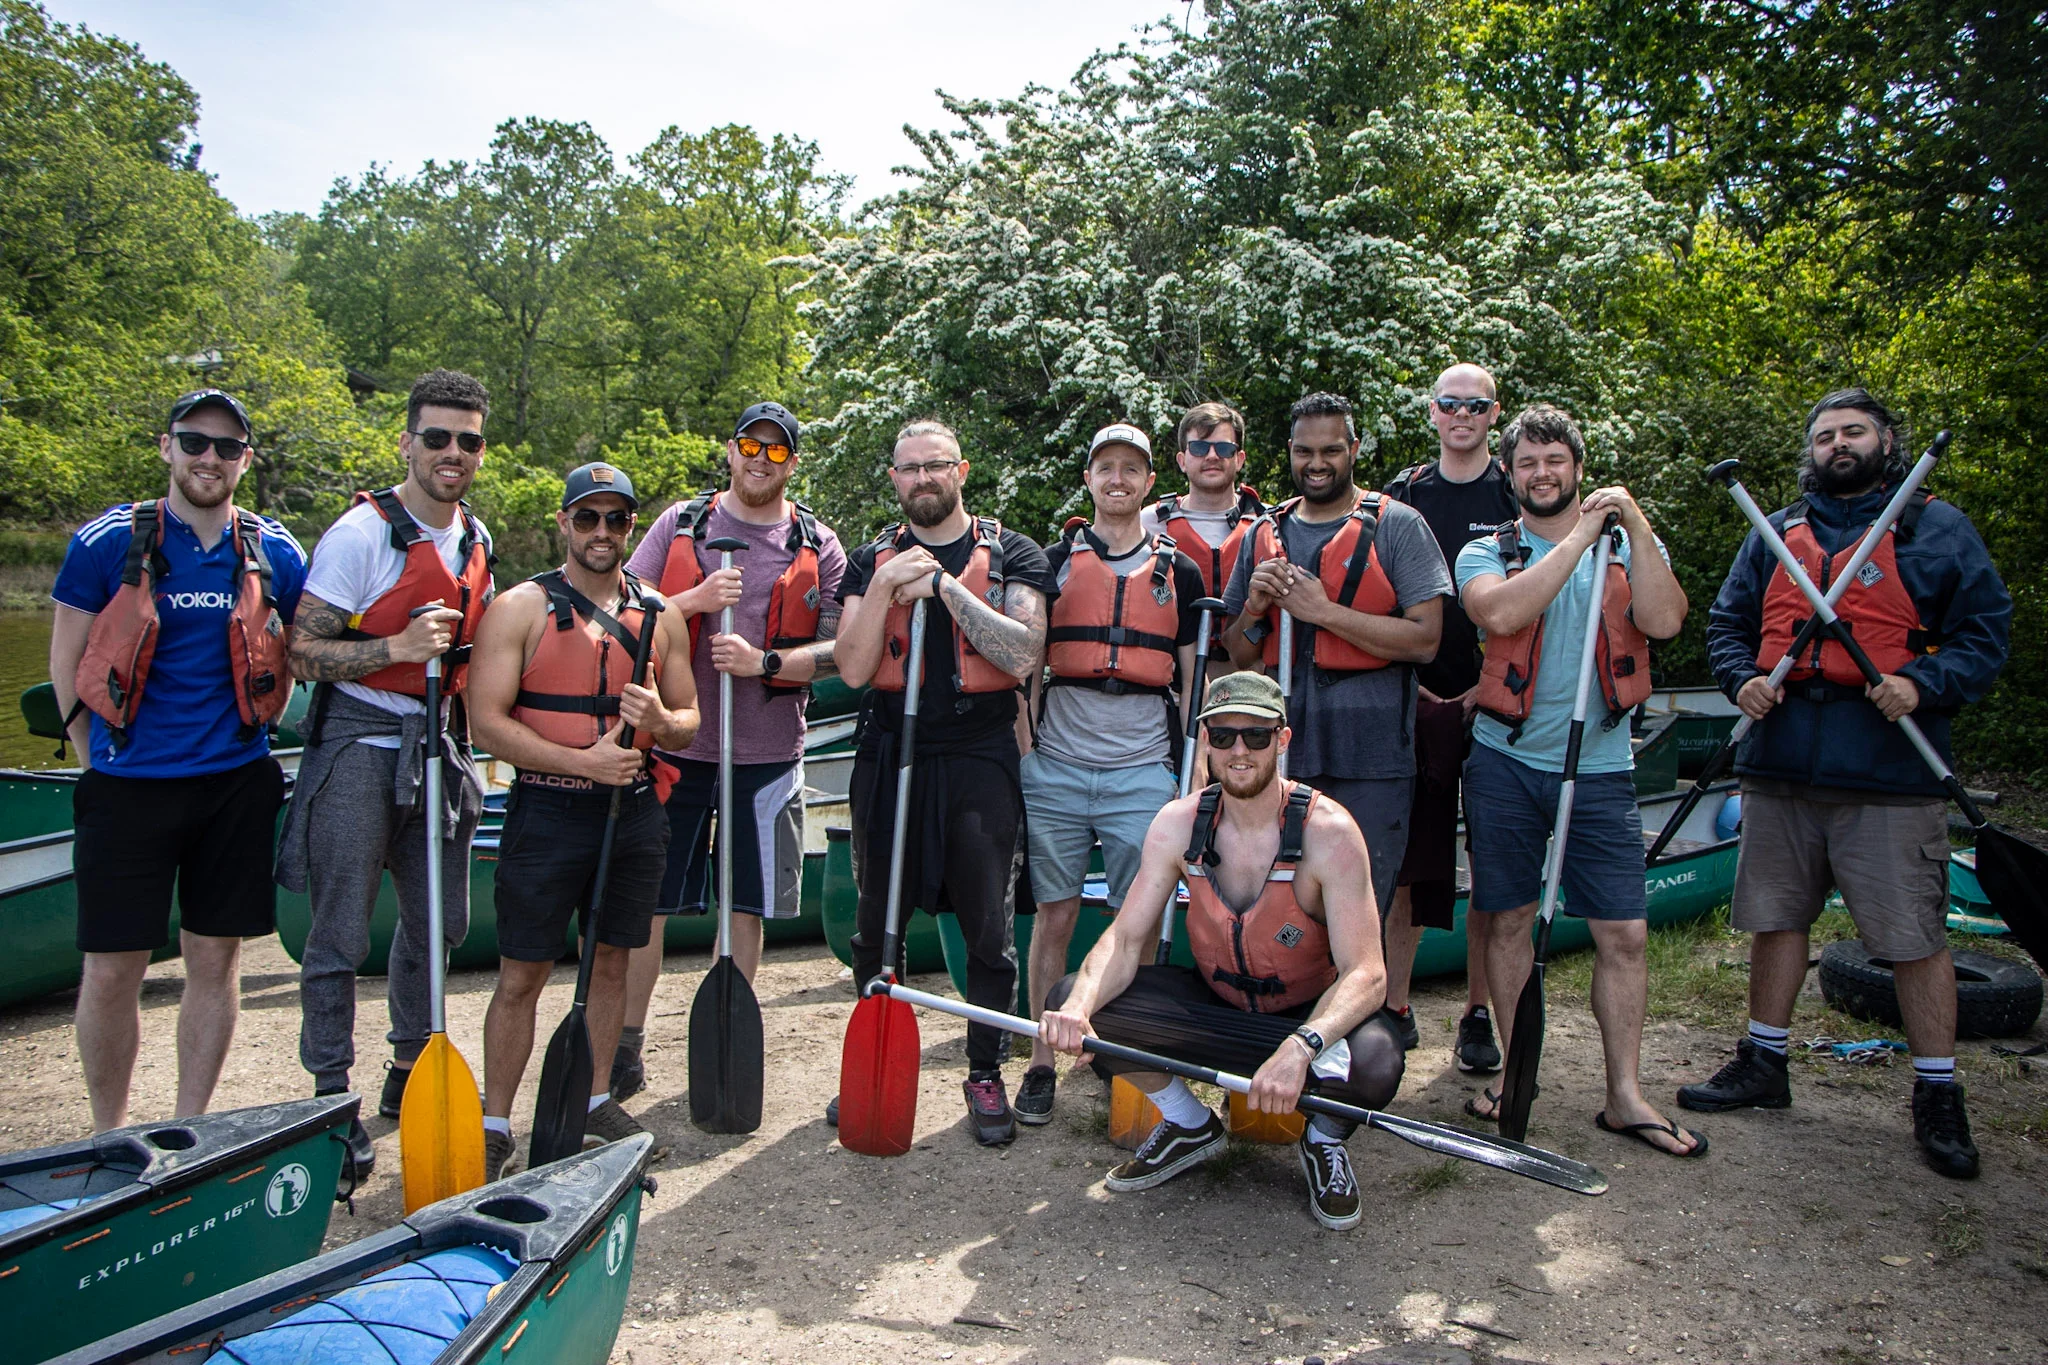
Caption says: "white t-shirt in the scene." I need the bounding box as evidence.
[303,495,493,745]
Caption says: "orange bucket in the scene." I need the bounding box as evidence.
[1106,1076,1163,1150]
[1226,1090,1305,1144]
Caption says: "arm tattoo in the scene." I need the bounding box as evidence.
[288,595,394,682]
[942,576,1045,682]
[789,609,840,679]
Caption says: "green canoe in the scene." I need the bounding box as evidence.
[55,1133,653,1365]
[2,1094,355,1364]
[1636,685,1741,780]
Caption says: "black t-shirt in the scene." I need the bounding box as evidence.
[839,521,1053,747]
[1387,460,1519,696]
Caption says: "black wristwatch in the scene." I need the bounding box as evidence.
[1291,1026,1325,1057]
[760,650,783,679]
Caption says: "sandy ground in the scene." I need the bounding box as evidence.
[3,934,2047,1365]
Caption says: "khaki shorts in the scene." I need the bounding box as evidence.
[1730,788,1950,961]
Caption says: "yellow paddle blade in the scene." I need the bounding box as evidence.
[399,1032,487,1214]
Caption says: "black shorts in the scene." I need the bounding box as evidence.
[74,757,284,953]
[493,777,669,962]
[657,757,804,919]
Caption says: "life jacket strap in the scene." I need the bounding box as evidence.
[1211,965,1287,997]
[514,691,624,717]
[532,569,646,654]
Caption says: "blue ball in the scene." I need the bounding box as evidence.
[1715,794,1743,840]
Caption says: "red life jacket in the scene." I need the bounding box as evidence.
[1154,484,1264,598]
[1045,520,1180,694]
[511,570,663,757]
[1758,495,1936,687]
[1182,782,1336,1013]
[339,488,493,696]
[1249,493,1399,672]
[870,518,1018,695]
[73,500,291,749]
[1474,520,1653,739]
[655,491,825,687]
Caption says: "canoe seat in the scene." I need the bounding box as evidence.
[212,1244,515,1363]
[1643,832,1710,856]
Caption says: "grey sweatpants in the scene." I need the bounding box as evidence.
[297,740,480,1092]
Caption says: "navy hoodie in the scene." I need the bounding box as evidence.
[1706,481,2011,797]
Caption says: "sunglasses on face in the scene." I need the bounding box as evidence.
[172,431,250,459]
[568,508,636,533]
[410,427,486,455]
[1205,724,1278,751]
[1434,396,1495,416]
[1185,439,1241,459]
[734,436,793,464]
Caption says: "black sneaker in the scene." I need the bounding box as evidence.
[1014,1066,1057,1125]
[1298,1136,1362,1230]
[609,1044,646,1103]
[1105,1110,1226,1191]
[1677,1038,1792,1112]
[963,1071,1016,1146]
[378,1062,411,1120]
[1912,1080,1980,1180]
[1388,1006,1420,1052]
[1456,1007,1501,1074]
[339,1116,375,1180]
[483,1129,516,1183]
[585,1098,672,1163]
[825,1095,839,1127]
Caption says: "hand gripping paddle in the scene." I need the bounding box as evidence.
[530,588,664,1169]
[878,982,1608,1196]
[1498,517,1618,1143]
[690,537,765,1133]
[399,617,486,1213]
[1712,456,2048,973]
[838,598,929,1156]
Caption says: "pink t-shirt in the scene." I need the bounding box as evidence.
[627,496,848,765]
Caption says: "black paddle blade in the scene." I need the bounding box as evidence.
[1497,960,1547,1143]
[1973,824,2048,973]
[529,1004,594,1169]
[688,957,764,1133]
[1366,1110,1607,1196]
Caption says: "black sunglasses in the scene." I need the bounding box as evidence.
[1205,724,1278,751]
[1185,439,1241,459]
[568,508,635,533]
[172,431,250,459]
[1433,396,1494,416]
[410,427,486,455]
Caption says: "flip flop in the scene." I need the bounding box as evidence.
[1462,1083,1537,1124]
[1596,1111,1709,1159]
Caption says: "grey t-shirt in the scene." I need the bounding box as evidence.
[1222,496,1452,780]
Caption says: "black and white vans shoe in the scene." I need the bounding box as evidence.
[1298,1136,1363,1230]
[1104,1110,1226,1191]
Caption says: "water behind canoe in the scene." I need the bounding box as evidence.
[0,612,56,771]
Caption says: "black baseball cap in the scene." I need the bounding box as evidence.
[168,388,252,438]
[734,401,799,450]
[561,462,639,510]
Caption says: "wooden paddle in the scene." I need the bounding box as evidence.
[838,598,929,1156]
[689,536,765,1133]
[1646,435,1946,866]
[1498,517,1618,1143]
[881,982,1608,1196]
[399,637,486,1213]
[529,589,663,1169]
[1712,460,2048,973]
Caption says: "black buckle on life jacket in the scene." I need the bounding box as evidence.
[1184,784,1225,868]
[532,568,646,654]
[1211,965,1286,997]
[514,690,624,717]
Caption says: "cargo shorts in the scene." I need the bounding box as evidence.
[1730,787,1950,961]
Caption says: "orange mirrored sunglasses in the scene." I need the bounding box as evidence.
[735,436,793,464]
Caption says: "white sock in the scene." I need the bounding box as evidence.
[1747,1019,1790,1057]
[1305,1116,1347,1146]
[589,1093,609,1113]
[1912,1055,1956,1086]
[1147,1078,1210,1129]
[483,1116,511,1136]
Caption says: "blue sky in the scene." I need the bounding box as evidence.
[48,1,1182,217]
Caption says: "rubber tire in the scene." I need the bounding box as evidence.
[1818,940,2044,1039]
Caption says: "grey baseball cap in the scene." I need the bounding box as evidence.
[1087,422,1153,464]
[561,461,638,510]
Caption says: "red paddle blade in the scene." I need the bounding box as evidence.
[838,993,919,1156]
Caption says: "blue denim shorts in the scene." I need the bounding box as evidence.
[1462,742,1646,920]
[1020,749,1177,905]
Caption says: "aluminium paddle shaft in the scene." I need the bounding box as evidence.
[1536,517,1619,945]
[706,537,750,962]
[878,599,929,985]
[1159,597,1226,965]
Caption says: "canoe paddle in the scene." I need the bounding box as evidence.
[1158,596,1225,965]
[1498,517,1619,1143]
[530,589,664,1169]
[1712,460,2048,973]
[1646,434,1947,866]
[1276,607,1294,780]
[838,598,929,1156]
[689,536,765,1133]
[876,981,1608,1196]
[399,627,486,1213]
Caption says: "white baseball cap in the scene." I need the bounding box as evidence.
[1087,422,1153,464]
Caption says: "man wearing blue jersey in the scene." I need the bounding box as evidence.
[50,390,308,1133]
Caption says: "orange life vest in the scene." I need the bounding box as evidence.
[1182,782,1336,1013]
[1474,520,1652,738]
[871,518,1018,695]
[1045,520,1180,693]
[339,488,493,696]
[73,500,291,748]
[1758,495,1936,687]
[1154,484,1264,599]
[1249,493,1400,672]
[655,491,825,687]
[511,569,662,755]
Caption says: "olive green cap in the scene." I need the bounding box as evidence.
[1196,671,1286,724]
